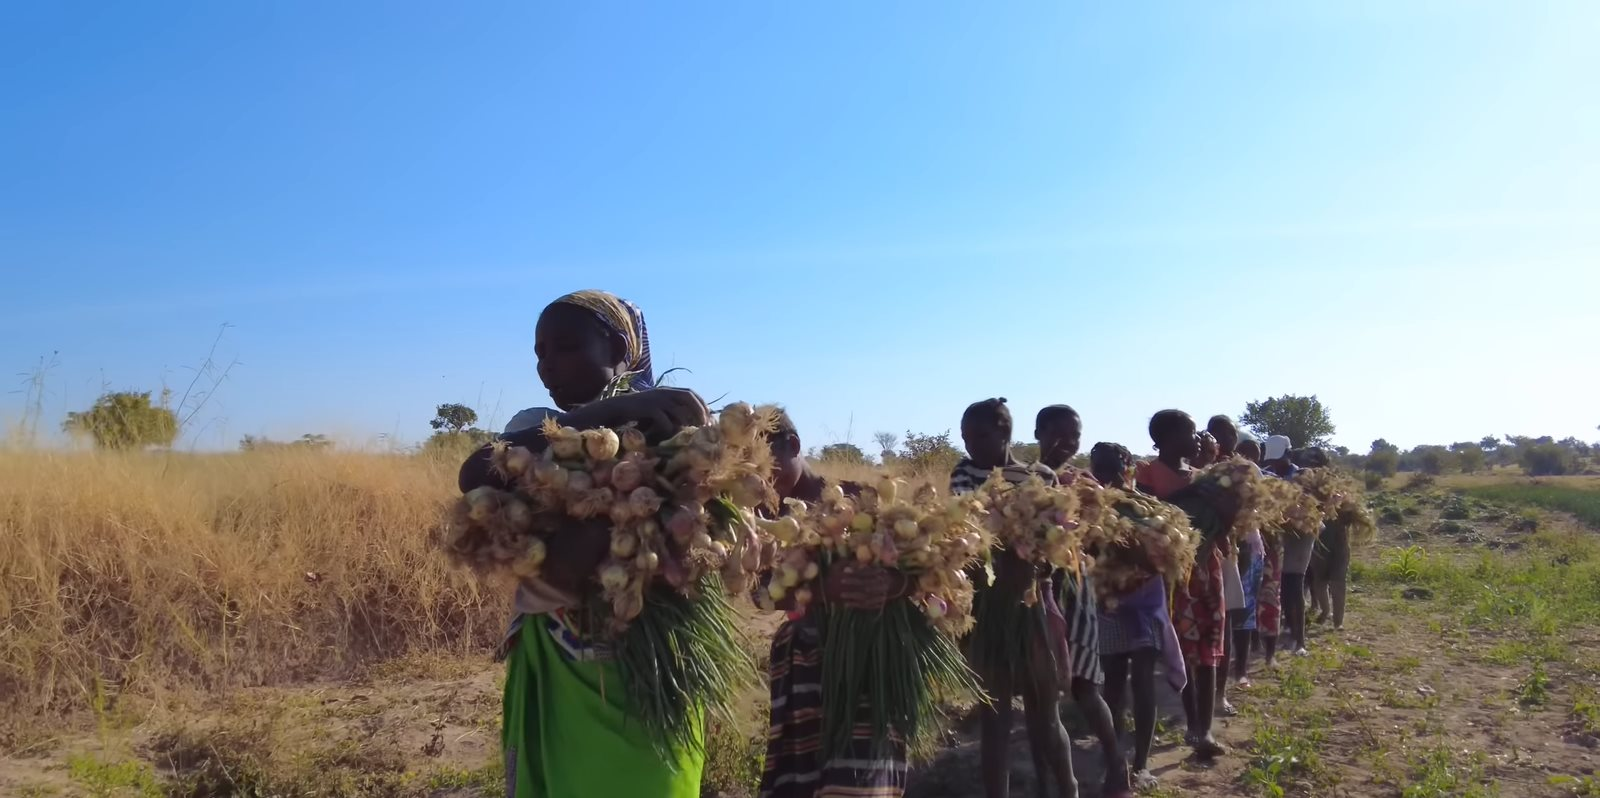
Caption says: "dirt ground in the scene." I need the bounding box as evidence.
[5,489,1598,797]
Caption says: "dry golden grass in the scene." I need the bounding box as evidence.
[0,447,947,796]
[0,448,504,725]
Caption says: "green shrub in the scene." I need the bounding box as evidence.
[1440,495,1471,520]
[1402,473,1436,492]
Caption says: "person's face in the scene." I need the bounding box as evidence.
[1035,414,1082,465]
[535,305,623,411]
[1090,451,1127,487]
[1163,417,1200,460]
[1193,435,1219,467]
[768,432,805,499]
[962,419,1009,467]
[1208,421,1239,458]
[1237,441,1262,463]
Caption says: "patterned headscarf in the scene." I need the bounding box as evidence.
[549,289,655,391]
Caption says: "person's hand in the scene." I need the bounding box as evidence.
[566,388,710,441]
[822,564,908,610]
[992,549,1042,599]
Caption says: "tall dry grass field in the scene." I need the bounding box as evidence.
[0,448,505,724]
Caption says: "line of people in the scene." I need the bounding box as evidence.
[459,288,1354,798]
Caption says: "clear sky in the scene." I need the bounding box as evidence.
[3,2,1597,456]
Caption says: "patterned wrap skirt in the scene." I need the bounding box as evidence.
[759,616,907,798]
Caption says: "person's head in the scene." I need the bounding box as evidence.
[762,406,806,499]
[534,290,653,410]
[1262,434,1293,468]
[1236,438,1263,463]
[961,397,1012,468]
[1193,431,1219,467]
[1297,447,1330,468]
[1148,409,1200,461]
[1089,442,1135,488]
[1207,415,1239,458]
[1034,404,1082,467]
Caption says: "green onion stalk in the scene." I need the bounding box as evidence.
[962,553,1048,688]
[819,595,983,761]
[589,572,755,759]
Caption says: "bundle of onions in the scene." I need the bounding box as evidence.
[438,401,776,754]
[1085,489,1200,608]
[971,473,1085,605]
[1191,459,1302,541]
[1256,472,1326,540]
[1293,467,1377,545]
[765,476,990,760]
[958,472,1092,686]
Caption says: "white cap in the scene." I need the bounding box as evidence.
[1264,435,1292,461]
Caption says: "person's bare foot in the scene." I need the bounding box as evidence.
[1131,769,1159,791]
[1192,736,1228,760]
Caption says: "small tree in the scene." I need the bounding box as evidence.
[1366,449,1399,477]
[1239,395,1336,448]
[1414,446,1452,475]
[430,403,479,434]
[1479,435,1500,453]
[899,430,963,476]
[819,443,869,466]
[872,432,899,461]
[424,403,493,456]
[63,390,179,450]
[1451,442,1486,473]
[1522,443,1573,477]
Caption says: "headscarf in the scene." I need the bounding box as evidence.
[549,289,655,391]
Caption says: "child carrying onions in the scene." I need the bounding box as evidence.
[1135,409,1227,760]
[758,408,912,798]
[1089,442,1175,792]
[952,398,1079,798]
[1034,406,1134,798]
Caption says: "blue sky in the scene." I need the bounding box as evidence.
[3,2,1597,455]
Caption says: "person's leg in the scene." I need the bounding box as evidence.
[1215,615,1234,715]
[1129,650,1159,777]
[1309,576,1325,624]
[1232,627,1253,682]
[1071,677,1129,793]
[1282,573,1307,653]
[1191,663,1223,758]
[1180,667,1198,741]
[1332,537,1351,630]
[1101,654,1130,736]
[1021,677,1077,798]
[1331,568,1348,630]
[981,675,1016,798]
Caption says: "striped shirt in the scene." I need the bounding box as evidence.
[948,458,1058,495]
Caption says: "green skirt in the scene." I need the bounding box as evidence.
[503,613,704,798]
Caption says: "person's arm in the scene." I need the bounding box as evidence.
[822,564,915,610]
[457,388,711,493]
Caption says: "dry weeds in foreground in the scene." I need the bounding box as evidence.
[0,449,505,721]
